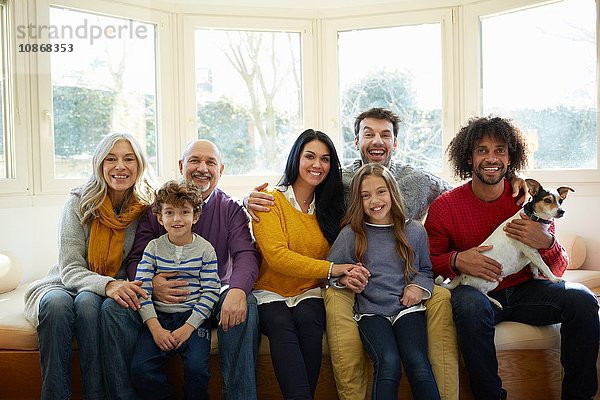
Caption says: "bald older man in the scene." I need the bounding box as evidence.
[100,140,261,400]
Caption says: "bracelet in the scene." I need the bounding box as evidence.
[451,251,459,274]
[327,262,334,280]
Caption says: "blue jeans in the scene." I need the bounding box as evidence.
[100,289,260,400]
[452,280,599,400]
[258,298,325,400]
[131,311,211,400]
[37,289,105,400]
[358,312,440,400]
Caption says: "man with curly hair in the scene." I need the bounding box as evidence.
[425,116,599,400]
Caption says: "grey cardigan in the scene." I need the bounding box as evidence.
[24,190,140,327]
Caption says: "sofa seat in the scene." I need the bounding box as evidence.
[0,285,37,351]
[1,232,599,399]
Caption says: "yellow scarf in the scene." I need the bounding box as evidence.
[88,196,147,277]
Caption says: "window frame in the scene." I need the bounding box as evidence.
[180,15,317,193]
[462,0,600,183]
[33,0,176,195]
[321,8,458,183]
[0,0,30,195]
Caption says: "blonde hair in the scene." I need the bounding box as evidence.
[78,133,156,225]
[341,163,416,282]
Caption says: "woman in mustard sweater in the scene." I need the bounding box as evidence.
[252,129,364,399]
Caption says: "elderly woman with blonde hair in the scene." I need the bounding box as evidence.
[24,132,155,400]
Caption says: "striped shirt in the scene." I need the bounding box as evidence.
[135,233,221,329]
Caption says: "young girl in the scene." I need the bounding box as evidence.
[328,163,440,400]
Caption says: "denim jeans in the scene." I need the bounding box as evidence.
[38,289,105,400]
[100,289,260,400]
[358,312,440,400]
[215,291,260,400]
[131,311,211,400]
[452,280,599,400]
[258,298,325,400]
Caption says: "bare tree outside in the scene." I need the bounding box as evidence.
[49,7,158,179]
[195,29,303,174]
[338,24,443,172]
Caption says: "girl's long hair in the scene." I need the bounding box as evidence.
[279,129,345,244]
[341,163,416,282]
[78,132,156,225]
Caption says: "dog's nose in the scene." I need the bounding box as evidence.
[557,209,565,216]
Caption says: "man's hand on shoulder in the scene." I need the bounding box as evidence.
[152,271,190,303]
[509,173,529,206]
[503,212,554,250]
[218,288,247,332]
[455,246,503,282]
[243,182,275,222]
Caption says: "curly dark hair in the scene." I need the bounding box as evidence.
[153,180,203,215]
[447,116,528,180]
[354,108,402,141]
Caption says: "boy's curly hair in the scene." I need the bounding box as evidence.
[152,180,203,215]
[447,116,528,180]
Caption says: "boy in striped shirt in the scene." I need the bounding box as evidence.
[131,180,220,400]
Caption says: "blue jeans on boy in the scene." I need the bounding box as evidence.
[452,280,599,400]
[131,310,211,400]
[37,289,105,400]
[100,289,260,400]
[358,311,440,400]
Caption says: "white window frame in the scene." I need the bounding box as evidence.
[33,0,177,195]
[321,8,458,183]
[462,0,600,184]
[0,0,31,195]
[180,15,318,194]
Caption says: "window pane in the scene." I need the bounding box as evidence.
[50,7,158,179]
[195,29,303,175]
[338,24,443,172]
[0,2,8,179]
[481,0,597,169]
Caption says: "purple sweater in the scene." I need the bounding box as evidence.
[127,187,259,294]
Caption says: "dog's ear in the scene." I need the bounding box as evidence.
[557,186,575,200]
[526,178,541,196]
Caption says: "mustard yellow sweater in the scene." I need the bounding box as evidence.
[252,189,331,297]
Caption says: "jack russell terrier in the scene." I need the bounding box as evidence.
[437,178,574,309]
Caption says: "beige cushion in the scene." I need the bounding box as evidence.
[0,252,23,294]
[559,232,587,270]
[563,269,600,295]
[495,321,560,351]
[0,285,38,350]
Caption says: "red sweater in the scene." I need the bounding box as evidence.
[424,179,568,291]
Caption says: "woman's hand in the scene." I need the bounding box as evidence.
[400,285,424,307]
[333,263,370,293]
[105,280,147,310]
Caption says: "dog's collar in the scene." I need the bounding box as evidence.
[523,201,551,224]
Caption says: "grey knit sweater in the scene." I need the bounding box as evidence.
[342,159,451,221]
[327,221,434,317]
[24,190,139,327]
